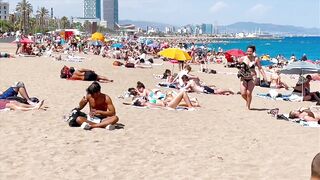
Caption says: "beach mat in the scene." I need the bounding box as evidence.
[256,93,302,101]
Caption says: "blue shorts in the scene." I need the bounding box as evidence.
[0,87,18,99]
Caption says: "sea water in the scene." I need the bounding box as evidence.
[205,37,320,60]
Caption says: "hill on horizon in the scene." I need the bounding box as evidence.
[119,20,320,35]
[221,22,320,35]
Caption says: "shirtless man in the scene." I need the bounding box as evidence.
[181,75,234,95]
[60,66,113,83]
[76,82,119,130]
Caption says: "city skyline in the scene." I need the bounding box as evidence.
[8,0,320,28]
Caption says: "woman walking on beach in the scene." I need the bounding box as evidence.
[238,45,267,110]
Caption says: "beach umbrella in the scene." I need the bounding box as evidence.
[225,49,246,57]
[111,43,124,49]
[158,48,191,61]
[281,61,320,101]
[281,61,320,75]
[12,38,34,44]
[91,32,105,41]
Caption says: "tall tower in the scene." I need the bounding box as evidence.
[84,0,101,19]
[103,0,118,29]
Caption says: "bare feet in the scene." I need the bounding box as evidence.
[33,100,44,109]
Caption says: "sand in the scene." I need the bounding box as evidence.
[0,43,319,179]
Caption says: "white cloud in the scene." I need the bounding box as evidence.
[209,1,228,13]
[248,4,271,15]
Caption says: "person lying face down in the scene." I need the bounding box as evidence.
[60,66,113,83]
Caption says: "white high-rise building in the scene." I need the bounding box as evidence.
[0,1,9,21]
[102,0,118,29]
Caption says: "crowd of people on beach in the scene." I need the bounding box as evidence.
[2,30,320,128]
[1,30,320,178]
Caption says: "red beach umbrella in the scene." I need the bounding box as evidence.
[12,38,34,44]
[225,49,246,57]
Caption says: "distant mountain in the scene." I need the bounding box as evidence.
[119,20,175,31]
[221,22,320,35]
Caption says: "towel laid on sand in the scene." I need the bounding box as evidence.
[256,93,302,102]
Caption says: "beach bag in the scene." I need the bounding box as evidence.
[66,108,87,127]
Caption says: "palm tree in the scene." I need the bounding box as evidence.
[36,7,49,32]
[16,0,33,33]
[60,16,69,29]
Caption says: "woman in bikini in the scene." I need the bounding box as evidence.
[132,90,199,110]
[238,45,267,110]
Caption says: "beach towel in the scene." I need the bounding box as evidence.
[277,114,320,127]
[256,93,301,101]
[18,54,37,57]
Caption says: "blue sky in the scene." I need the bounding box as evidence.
[9,0,320,28]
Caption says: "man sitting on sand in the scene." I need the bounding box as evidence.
[60,66,113,83]
[181,75,234,95]
[311,152,320,180]
[76,82,119,130]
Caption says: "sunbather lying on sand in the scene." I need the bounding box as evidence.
[130,90,199,110]
[60,66,113,83]
[0,99,44,111]
[0,81,40,105]
[180,75,234,95]
[289,107,320,123]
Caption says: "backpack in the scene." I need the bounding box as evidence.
[65,108,87,127]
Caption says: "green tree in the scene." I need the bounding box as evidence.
[36,7,49,33]
[16,0,33,33]
[60,16,69,29]
[0,20,13,32]
[48,18,58,31]
[83,20,91,33]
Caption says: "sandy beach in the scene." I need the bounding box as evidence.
[0,43,319,179]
